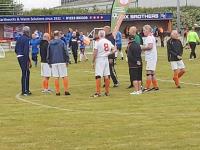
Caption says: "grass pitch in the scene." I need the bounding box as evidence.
[1,47,200,150]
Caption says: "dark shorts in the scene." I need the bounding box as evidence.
[129,67,142,81]
[80,48,85,54]
[32,53,38,61]
[116,44,122,51]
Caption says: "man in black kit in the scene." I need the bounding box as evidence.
[69,31,79,64]
[103,26,119,87]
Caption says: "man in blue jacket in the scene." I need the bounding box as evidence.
[47,30,70,96]
[15,26,32,96]
[30,33,41,67]
[116,31,123,60]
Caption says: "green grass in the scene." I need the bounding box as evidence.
[1,47,200,150]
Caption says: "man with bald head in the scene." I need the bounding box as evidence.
[126,26,143,89]
[167,30,185,88]
[15,26,32,96]
[127,26,143,95]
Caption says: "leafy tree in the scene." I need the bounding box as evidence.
[23,6,200,29]
[0,0,23,15]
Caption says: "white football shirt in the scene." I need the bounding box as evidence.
[94,38,114,58]
[144,35,157,62]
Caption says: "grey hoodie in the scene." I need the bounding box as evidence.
[47,38,69,64]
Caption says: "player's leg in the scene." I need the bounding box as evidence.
[178,69,186,79]
[189,42,195,59]
[62,76,70,95]
[24,68,31,94]
[92,60,103,97]
[18,57,26,95]
[54,77,60,96]
[127,68,133,89]
[83,48,88,60]
[173,69,180,88]
[31,53,37,67]
[104,59,111,96]
[35,53,38,67]
[177,60,186,79]
[74,49,78,63]
[58,63,70,95]
[144,62,153,91]
[118,44,123,60]
[171,61,181,88]
[72,49,76,63]
[109,59,119,87]
[79,48,83,62]
[130,68,137,94]
[193,43,197,59]
[41,63,47,91]
[130,68,142,95]
[41,63,52,92]
[152,71,159,90]
[52,64,60,95]
[146,61,158,90]
[104,76,110,96]
[137,66,142,93]
[25,64,31,94]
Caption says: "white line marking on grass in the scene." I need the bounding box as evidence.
[15,71,200,115]
[16,93,76,112]
[16,92,147,115]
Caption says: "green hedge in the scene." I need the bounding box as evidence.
[23,6,200,28]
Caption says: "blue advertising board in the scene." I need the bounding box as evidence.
[0,13,173,24]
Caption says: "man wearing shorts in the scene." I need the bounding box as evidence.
[91,30,115,97]
[167,30,186,88]
[47,31,70,96]
[40,33,52,93]
[141,25,159,92]
[127,26,143,95]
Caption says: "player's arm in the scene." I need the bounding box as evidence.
[135,44,142,66]
[92,49,97,68]
[195,32,200,43]
[63,42,69,66]
[141,43,153,51]
[110,42,116,54]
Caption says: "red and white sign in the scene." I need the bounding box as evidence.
[4,25,13,38]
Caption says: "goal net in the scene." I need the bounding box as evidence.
[0,45,5,58]
[87,28,103,51]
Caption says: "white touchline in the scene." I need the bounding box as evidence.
[15,91,147,116]
[15,71,200,115]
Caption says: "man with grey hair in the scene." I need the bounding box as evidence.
[167,30,185,88]
[141,25,159,92]
[15,26,32,96]
[91,30,115,97]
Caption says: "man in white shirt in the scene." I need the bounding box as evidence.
[141,25,159,92]
[91,30,115,97]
